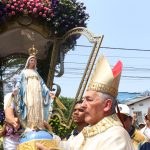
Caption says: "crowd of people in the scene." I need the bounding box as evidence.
[1,52,150,150]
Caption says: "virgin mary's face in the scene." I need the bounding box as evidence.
[28,57,36,69]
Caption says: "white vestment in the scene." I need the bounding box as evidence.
[68,114,134,150]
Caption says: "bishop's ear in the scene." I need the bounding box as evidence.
[103,99,113,112]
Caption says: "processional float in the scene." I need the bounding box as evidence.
[0,0,103,149]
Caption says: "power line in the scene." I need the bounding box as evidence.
[65,62,86,65]
[57,75,150,80]
[64,62,150,67]
[58,72,150,79]
[75,44,150,52]
[122,76,150,79]
[67,54,150,59]
[64,67,150,71]
[102,46,150,52]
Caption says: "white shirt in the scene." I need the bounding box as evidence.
[4,93,15,110]
[141,126,150,139]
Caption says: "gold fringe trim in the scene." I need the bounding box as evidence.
[88,82,117,97]
[17,139,60,150]
[80,114,123,149]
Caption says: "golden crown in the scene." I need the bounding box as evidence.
[28,45,38,56]
[87,55,122,98]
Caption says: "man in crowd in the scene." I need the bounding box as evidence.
[141,108,150,139]
[67,101,88,142]
[138,108,150,150]
[116,104,146,149]
[139,123,146,130]
[37,55,134,150]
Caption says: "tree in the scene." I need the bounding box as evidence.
[50,96,76,138]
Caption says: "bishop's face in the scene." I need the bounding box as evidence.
[82,90,107,125]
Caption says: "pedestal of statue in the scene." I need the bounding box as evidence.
[17,130,59,150]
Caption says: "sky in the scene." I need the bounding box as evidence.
[54,0,150,98]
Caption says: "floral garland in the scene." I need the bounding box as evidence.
[0,0,89,36]
[1,0,54,17]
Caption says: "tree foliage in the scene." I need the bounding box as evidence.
[50,96,76,138]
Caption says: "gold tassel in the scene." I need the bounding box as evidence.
[55,97,67,111]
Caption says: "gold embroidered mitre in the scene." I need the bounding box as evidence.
[87,55,122,97]
[28,45,38,56]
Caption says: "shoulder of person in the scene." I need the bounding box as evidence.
[132,129,146,142]
[4,93,14,110]
[139,141,150,150]
[4,93,12,105]
[140,126,147,135]
[99,126,134,149]
[105,125,130,139]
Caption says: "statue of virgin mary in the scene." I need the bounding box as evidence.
[13,45,53,129]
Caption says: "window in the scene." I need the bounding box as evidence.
[133,111,144,123]
[139,103,143,106]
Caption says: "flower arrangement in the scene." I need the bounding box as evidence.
[0,0,89,36]
[1,0,54,19]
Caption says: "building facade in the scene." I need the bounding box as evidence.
[125,96,150,124]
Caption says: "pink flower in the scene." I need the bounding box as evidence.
[19,8,23,12]
[27,2,30,5]
[23,0,27,3]
[35,3,39,7]
[29,10,32,14]
[40,5,44,10]
[31,2,35,7]
[44,7,48,11]
[11,11,15,15]
[29,6,33,10]
[16,7,19,11]
[14,3,18,6]
[51,13,54,17]
[39,12,42,15]
[11,5,15,10]
[1,0,5,3]
[20,4,24,8]
[33,8,37,13]
[26,5,29,9]
[42,13,46,18]
[49,9,53,13]
[38,5,43,11]
[6,4,10,8]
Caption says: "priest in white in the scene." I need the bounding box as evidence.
[69,55,134,150]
